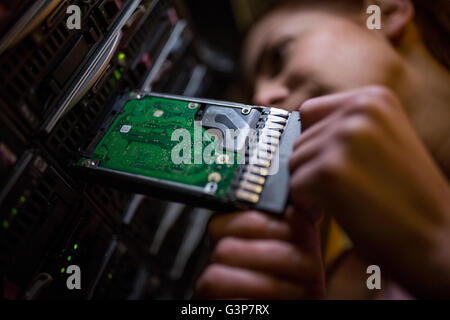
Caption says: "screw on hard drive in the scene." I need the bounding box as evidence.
[130,92,143,99]
[82,159,99,167]
[242,107,251,115]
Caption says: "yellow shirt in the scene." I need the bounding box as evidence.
[321,216,353,269]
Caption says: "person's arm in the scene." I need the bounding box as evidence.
[195,208,326,299]
[289,85,450,298]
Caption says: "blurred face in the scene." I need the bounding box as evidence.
[244,6,406,110]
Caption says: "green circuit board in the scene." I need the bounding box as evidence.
[77,96,241,198]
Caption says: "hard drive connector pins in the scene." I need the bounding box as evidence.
[236,189,260,203]
[261,128,281,138]
[240,180,263,194]
[259,128,281,144]
[269,108,289,118]
[248,165,270,176]
[250,157,271,168]
[267,114,288,124]
[260,136,280,146]
[243,172,266,185]
[236,107,290,205]
[256,150,273,161]
[258,144,277,154]
[264,122,285,131]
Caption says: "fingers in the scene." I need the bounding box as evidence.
[198,210,326,300]
[300,90,356,130]
[299,86,402,136]
[290,86,402,212]
[290,132,329,172]
[294,96,350,151]
[209,211,291,243]
[196,264,306,299]
[211,238,316,282]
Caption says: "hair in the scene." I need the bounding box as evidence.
[412,0,450,69]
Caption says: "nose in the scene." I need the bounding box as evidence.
[252,79,289,107]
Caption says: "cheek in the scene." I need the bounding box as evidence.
[290,27,397,92]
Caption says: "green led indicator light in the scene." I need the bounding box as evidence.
[19,196,26,203]
[107,273,113,280]
[118,52,125,62]
[2,220,9,229]
[61,267,65,273]
[67,256,72,262]
[74,244,78,250]
[113,69,122,80]
[11,208,18,215]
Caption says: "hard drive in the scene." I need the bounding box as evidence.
[74,91,301,214]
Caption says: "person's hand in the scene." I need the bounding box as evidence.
[289,85,450,298]
[195,209,325,299]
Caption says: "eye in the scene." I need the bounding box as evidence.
[268,39,291,77]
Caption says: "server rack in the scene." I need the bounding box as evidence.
[0,0,227,299]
